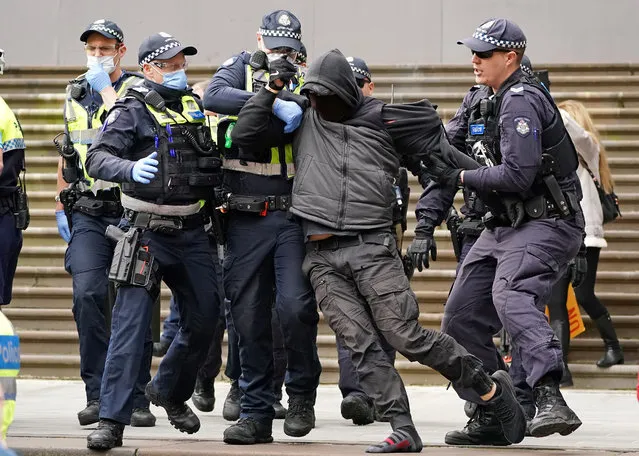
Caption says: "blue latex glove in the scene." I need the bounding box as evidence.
[131,151,159,184]
[86,64,111,92]
[55,210,71,243]
[273,98,303,133]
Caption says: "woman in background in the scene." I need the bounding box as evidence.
[546,100,624,387]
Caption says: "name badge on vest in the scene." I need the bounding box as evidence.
[189,110,205,120]
[470,124,485,135]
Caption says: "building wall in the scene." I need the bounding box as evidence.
[2,0,638,68]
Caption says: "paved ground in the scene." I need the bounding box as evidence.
[8,380,639,455]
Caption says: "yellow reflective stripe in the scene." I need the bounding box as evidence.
[246,65,253,93]
[0,371,18,378]
[2,400,15,441]
[270,147,280,164]
[146,95,206,126]
[284,143,293,166]
[0,96,25,151]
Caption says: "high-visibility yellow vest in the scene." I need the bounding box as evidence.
[63,74,142,188]
[0,312,19,441]
[0,97,25,153]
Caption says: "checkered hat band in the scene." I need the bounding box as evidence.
[351,66,371,80]
[258,28,302,41]
[472,31,526,49]
[90,25,123,42]
[141,42,180,65]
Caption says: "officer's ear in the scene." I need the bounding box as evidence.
[117,43,127,60]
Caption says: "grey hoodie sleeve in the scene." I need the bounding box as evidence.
[382,101,480,170]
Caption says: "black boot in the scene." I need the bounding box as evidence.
[191,377,215,412]
[551,319,573,387]
[528,374,582,437]
[130,407,156,427]
[445,406,511,446]
[152,339,171,357]
[77,400,99,426]
[594,313,624,368]
[284,394,316,437]
[223,417,273,444]
[273,400,287,419]
[341,394,374,426]
[86,419,124,450]
[145,382,200,434]
[223,380,241,421]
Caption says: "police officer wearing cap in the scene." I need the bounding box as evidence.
[52,19,156,429]
[0,51,26,447]
[421,18,584,443]
[0,48,27,308]
[84,32,222,450]
[203,9,321,445]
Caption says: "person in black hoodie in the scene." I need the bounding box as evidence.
[231,49,526,453]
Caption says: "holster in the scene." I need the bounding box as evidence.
[225,194,292,215]
[445,209,463,262]
[105,225,161,299]
[13,188,30,231]
[59,187,79,230]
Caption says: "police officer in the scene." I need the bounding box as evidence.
[52,19,156,429]
[232,48,526,453]
[0,48,27,310]
[333,56,396,426]
[84,32,222,450]
[421,18,584,442]
[203,10,321,444]
[0,50,23,453]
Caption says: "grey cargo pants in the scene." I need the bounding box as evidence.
[302,230,485,430]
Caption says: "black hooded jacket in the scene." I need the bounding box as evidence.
[232,49,477,232]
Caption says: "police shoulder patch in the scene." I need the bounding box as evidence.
[514,117,531,136]
[222,56,238,67]
[102,109,121,131]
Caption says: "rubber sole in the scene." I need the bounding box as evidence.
[529,417,582,438]
[86,438,123,450]
[223,436,274,445]
[444,431,511,446]
[283,420,315,437]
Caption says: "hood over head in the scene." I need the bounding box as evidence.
[301,49,362,121]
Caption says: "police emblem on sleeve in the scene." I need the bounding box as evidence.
[515,117,530,137]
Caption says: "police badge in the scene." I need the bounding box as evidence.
[515,117,530,136]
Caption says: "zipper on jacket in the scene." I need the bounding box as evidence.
[337,126,348,229]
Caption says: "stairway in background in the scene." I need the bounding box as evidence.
[2,64,638,388]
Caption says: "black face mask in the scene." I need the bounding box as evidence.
[309,94,351,122]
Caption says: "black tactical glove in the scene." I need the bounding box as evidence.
[568,243,588,288]
[407,223,437,272]
[402,254,415,280]
[268,56,297,90]
[423,154,462,189]
[502,196,525,228]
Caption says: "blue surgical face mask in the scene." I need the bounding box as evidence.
[161,69,188,90]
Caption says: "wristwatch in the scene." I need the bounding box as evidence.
[54,194,61,203]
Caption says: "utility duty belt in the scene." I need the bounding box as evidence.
[73,196,123,218]
[458,218,485,237]
[220,194,292,215]
[482,191,580,230]
[125,210,208,235]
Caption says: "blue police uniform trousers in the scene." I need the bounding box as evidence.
[442,217,582,403]
[99,225,220,424]
[64,211,150,409]
[224,211,321,421]
[455,234,533,411]
[161,297,180,343]
[0,211,22,305]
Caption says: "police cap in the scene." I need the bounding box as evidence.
[80,19,124,43]
[138,32,197,66]
[458,18,527,52]
[346,56,372,81]
[259,10,302,52]
[520,55,533,72]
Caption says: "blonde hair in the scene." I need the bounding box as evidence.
[558,99,614,193]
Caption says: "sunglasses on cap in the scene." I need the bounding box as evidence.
[356,78,371,88]
[471,49,514,59]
